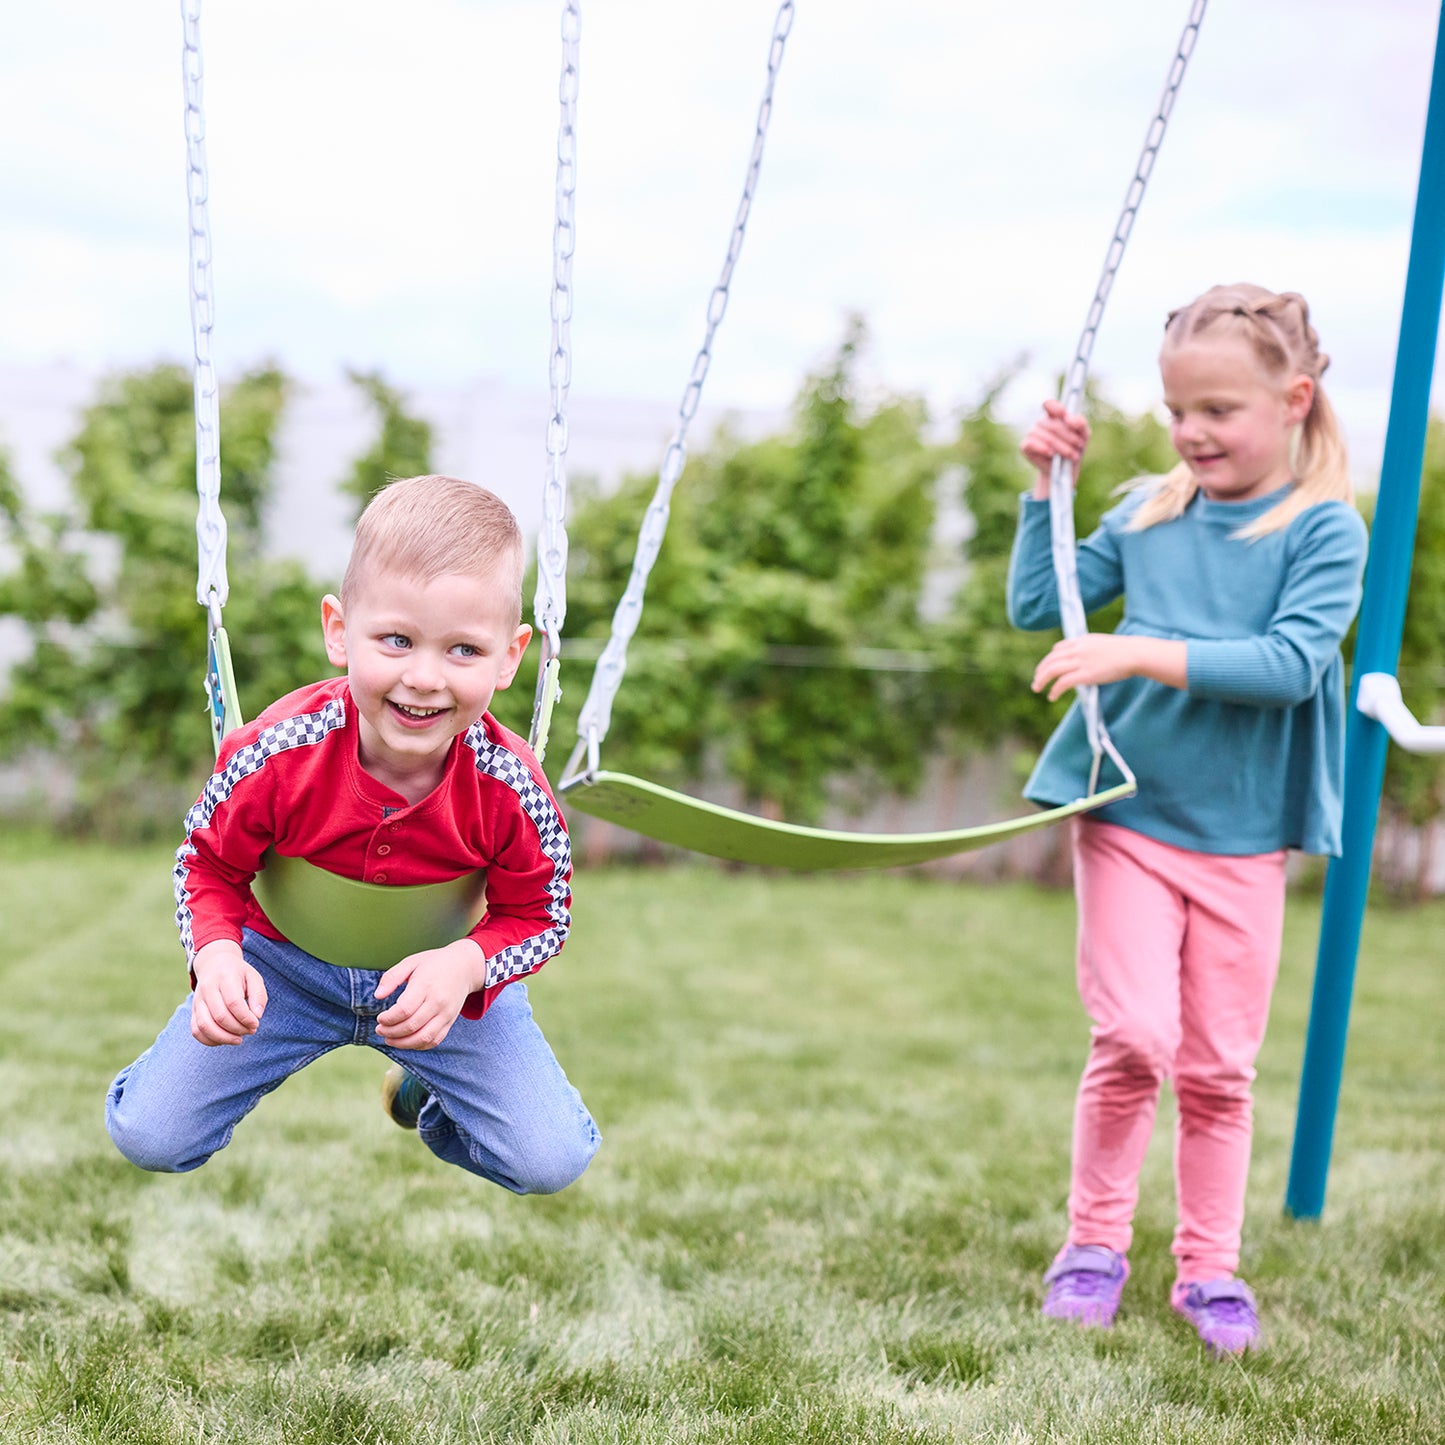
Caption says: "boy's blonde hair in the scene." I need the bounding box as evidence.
[1129,282,1352,539]
[341,475,525,627]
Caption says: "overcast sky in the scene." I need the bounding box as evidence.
[2,1,1442,479]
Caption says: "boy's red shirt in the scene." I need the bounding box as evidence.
[174,677,571,1018]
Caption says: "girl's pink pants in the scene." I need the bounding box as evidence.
[1067,818,1287,1283]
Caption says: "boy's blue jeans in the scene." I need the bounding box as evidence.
[106,930,600,1194]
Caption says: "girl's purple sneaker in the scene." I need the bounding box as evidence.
[1041,1244,1130,1327]
[1172,1277,1260,1355]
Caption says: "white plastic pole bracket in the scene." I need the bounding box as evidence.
[1355,672,1445,754]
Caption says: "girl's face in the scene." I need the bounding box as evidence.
[1159,335,1314,504]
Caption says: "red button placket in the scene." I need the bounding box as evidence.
[367,817,403,884]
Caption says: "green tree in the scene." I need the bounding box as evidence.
[0,362,327,834]
[343,370,435,516]
[496,461,722,786]
[0,444,98,759]
[508,323,947,822]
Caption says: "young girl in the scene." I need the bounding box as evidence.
[1008,283,1368,1354]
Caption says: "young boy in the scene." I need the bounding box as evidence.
[106,475,599,1194]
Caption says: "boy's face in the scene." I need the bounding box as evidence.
[322,567,530,796]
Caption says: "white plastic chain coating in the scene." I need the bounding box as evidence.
[568,0,795,777]
[1047,0,1207,793]
[527,0,580,759]
[533,0,580,671]
[182,0,227,618]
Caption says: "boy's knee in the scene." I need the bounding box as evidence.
[106,1115,207,1174]
[105,1091,212,1174]
[510,1124,601,1196]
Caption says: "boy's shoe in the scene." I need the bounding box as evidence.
[1172,1277,1260,1356]
[1041,1244,1130,1327]
[380,1064,429,1129]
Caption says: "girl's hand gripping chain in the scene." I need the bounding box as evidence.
[1021,399,1091,499]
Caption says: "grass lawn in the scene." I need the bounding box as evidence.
[0,835,1441,1443]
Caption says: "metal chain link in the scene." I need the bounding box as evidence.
[528,0,581,757]
[535,0,579,656]
[569,0,795,774]
[1048,0,1207,790]
[181,0,227,617]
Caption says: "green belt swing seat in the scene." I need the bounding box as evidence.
[555,771,1137,871]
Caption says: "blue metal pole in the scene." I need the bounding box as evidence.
[1285,3,1445,1220]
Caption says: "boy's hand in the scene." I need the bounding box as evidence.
[1021,399,1090,497]
[191,939,268,1045]
[375,939,485,1050]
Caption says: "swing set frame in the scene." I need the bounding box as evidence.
[179,0,1445,1223]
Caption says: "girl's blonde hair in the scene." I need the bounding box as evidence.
[342,474,525,627]
[1128,282,1352,539]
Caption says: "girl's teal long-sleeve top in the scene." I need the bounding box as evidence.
[1006,482,1368,856]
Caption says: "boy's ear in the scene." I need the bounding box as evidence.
[494,624,532,691]
[321,594,348,669]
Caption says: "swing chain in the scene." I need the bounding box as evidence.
[1059,0,1206,418]
[1048,0,1206,784]
[570,0,796,767]
[535,0,580,658]
[528,0,581,761]
[181,0,228,615]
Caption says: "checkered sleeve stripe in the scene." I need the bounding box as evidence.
[465,728,572,990]
[172,700,348,959]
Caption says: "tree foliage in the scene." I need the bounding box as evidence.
[501,323,948,822]
[0,362,326,832]
[342,370,435,516]
[12,342,1442,871]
